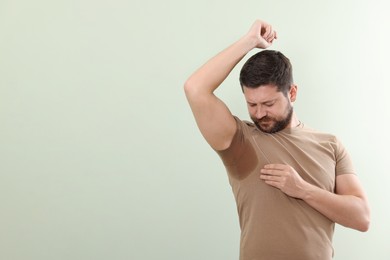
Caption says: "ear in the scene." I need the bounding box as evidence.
[289,84,298,102]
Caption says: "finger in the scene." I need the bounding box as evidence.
[269,31,277,42]
[266,27,277,42]
[261,24,271,39]
[260,168,284,176]
[263,180,281,189]
[260,168,273,175]
[266,27,275,42]
[260,173,281,181]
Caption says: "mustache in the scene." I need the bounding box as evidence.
[250,116,274,125]
[258,116,274,123]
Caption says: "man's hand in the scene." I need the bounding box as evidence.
[260,164,309,198]
[245,20,277,49]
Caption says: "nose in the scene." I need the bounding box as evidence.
[255,106,267,119]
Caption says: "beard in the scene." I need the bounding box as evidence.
[251,104,293,134]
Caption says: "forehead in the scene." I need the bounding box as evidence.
[243,85,283,103]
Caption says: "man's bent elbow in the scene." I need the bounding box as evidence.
[184,78,199,98]
[184,78,210,102]
[358,216,370,232]
[353,212,370,232]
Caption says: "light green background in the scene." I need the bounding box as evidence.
[1,0,389,259]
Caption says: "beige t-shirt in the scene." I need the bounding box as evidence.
[217,117,355,260]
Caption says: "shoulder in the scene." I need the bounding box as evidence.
[300,125,350,159]
[300,125,339,143]
[233,116,257,135]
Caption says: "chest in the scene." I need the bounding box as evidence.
[249,134,337,191]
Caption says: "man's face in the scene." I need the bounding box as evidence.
[243,85,295,133]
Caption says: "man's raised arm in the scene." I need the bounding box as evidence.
[184,20,277,151]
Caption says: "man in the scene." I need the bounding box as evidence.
[184,19,370,260]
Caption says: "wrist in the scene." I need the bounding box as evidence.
[299,181,316,201]
[238,33,259,52]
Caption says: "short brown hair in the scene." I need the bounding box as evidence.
[239,50,293,95]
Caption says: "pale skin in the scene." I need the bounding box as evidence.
[184,20,370,232]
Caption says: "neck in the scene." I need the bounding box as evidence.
[289,113,301,128]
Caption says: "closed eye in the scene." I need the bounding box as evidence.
[263,102,275,107]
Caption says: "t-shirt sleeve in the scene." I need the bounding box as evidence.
[215,117,259,179]
[215,116,246,166]
[335,138,356,176]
